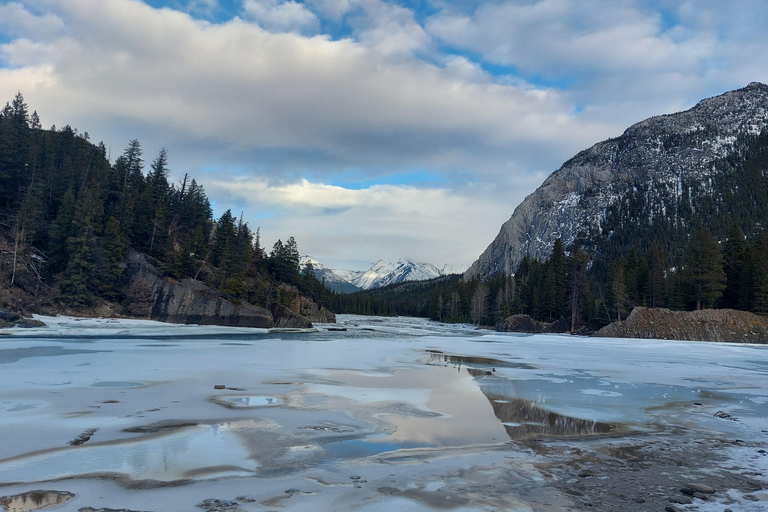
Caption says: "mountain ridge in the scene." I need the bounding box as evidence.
[465,82,768,280]
[303,257,464,293]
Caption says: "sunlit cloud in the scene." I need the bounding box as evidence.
[1,0,767,269]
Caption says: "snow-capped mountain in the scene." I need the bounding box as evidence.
[351,260,444,290]
[465,82,768,280]
[302,257,464,293]
[300,257,362,294]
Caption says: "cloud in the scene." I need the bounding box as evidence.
[0,0,601,181]
[242,0,320,34]
[425,0,768,126]
[0,2,65,41]
[1,0,768,269]
[204,177,521,269]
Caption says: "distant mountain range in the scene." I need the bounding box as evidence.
[303,257,464,293]
[466,81,768,280]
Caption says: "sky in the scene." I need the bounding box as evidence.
[1,0,767,271]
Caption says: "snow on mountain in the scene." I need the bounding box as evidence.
[300,257,363,294]
[465,82,768,280]
[302,257,462,292]
[350,260,444,290]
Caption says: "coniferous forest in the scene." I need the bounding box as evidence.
[3,91,768,331]
[0,93,332,314]
[335,128,768,331]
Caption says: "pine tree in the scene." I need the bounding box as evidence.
[721,223,747,309]
[685,227,726,310]
[649,242,666,308]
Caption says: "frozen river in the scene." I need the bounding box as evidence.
[0,315,767,511]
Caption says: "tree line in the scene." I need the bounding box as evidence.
[335,223,768,331]
[336,125,768,330]
[0,93,332,311]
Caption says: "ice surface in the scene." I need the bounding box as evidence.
[0,314,767,511]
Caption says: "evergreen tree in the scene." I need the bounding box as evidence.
[721,223,747,309]
[649,242,666,308]
[685,227,726,310]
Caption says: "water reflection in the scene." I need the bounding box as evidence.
[485,393,620,438]
[213,395,283,408]
[424,352,537,370]
[0,424,257,485]
[0,346,102,364]
[0,490,75,511]
[319,366,510,457]
[427,351,623,439]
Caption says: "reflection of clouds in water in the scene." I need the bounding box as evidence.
[0,424,257,484]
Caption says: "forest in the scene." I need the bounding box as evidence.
[334,225,768,331]
[335,127,768,331]
[0,93,332,314]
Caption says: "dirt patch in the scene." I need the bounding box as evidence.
[524,429,767,511]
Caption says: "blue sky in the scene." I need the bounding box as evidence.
[1,0,768,270]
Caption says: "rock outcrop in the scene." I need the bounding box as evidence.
[298,297,336,323]
[0,309,46,328]
[466,82,768,280]
[593,307,768,343]
[496,314,570,334]
[125,250,276,328]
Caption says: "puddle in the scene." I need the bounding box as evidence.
[325,438,433,458]
[0,347,103,364]
[317,366,510,456]
[484,393,623,438]
[0,423,258,485]
[424,352,537,370]
[0,490,75,511]
[212,396,283,408]
[0,401,45,413]
[91,381,146,388]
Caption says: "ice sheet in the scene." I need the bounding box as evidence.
[1,314,767,511]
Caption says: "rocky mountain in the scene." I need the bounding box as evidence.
[302,258,363,294]
[304,257,461,293]
[465,82,768,280]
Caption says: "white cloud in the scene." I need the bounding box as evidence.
[0,2,65,41]
[242,0,319,34]
[1,0,768,269]
[204,177,519,270]
[0,0,601,179]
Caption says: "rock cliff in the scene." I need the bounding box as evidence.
[466,82,768,280]
[124,250,332,328]
[593,307,768,343]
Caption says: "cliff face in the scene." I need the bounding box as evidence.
[593,307,768,343]
[466,82,768,280]
[124,250,334,328]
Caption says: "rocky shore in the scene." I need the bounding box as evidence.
[122,250,335,328]
[1,250,335,330]
[495,314,570,334]
[593,307,768,343]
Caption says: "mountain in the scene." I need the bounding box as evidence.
[303,257,461,292]
[301,258,363,294]
[465,82,768,280]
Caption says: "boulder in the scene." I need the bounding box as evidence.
[298,297,336,323]
[593,307,768,343]
[271,303,313,329]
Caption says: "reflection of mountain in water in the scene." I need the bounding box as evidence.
[425,352,537,370]
[425,351,624,439]
[484,393,619,439]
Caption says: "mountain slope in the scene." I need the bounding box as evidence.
[304,258,458,292]
[465,82,768,280]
